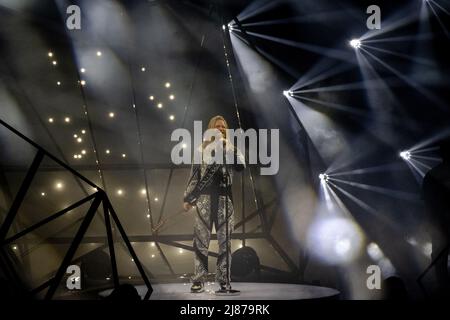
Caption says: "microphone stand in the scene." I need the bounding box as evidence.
[215,140,240,296]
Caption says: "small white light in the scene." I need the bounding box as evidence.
[117,189,123,196]
[77,137,82,143]
[81,150,86,155]
[165,82,171,88]
[106,277,110,281]
[52,61,57,66]
[157,103,163,109]
[48,52,53,57]
[239,244,243,248]
[179,249,183,254]
[81,130,86,134]
[41,192,46,196]
[128,276,132,280]
[131,258,134,262]
[80,68,86,73]
[48,118,54,123]
[57,81,61,86]
[55,182,63,190]
[169,115,175,121]
[283,90,289,97]
[151,254,155,258]
[319,173,329,182]
[73,154,78,159]
[74,134,78,138]
[141,67,146,72]
[349,39,362,49]
[169,94,175,100]
[97,51,102,57]
[149,95,154,100]
[122,153,126,158]
[109,112,115,118]
[106,149,110,154]
[154,197,159,202]
[93,187,98,192]
[12,245,17,250]
[80,80,86,86]
[182,143,187,149]
[141,189,147,195]
[64,117,70,123]
[400,151,411,160]
[151,242,156,247]
[146,214,150,218]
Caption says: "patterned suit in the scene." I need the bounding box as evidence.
[184,142,245,284]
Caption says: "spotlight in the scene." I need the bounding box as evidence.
[169,115,175,121]
[319,173,329,182]
[157,103,163,109]
[283,90,289,97]
[81,150,86,155]
[106,149,110,154]
[57,81,61,86]
[141,67,146,72]
[149,95,154,100]
[52,61,57,66]
[349,39,362,49]
[141,189,147,195]
[117,189,123,196]
[48,118,54,123]
[64,117,70,123]
[55,182,63,190]
[81,130,86,134]
[41,192,46,196]
[80,80,86,86]
[146,214,150,218]
[400,151,411,160]
[48,52,53,57]
[77,137,83,143]
[96,51,102,57]
[169,94,175,100]
[109,112,115,118]
[122,153,126,158]
[80,68,86,73]
[154,197,159,202]
[165,82,171,88]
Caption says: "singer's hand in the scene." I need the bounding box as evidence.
[183,202,193,211]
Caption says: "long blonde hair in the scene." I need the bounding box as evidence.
[202,115,229,149]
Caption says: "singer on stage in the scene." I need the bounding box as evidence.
[183,115,245,293]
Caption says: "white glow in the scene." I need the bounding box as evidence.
[12,245,17,250]
[179,249,183,254]
[319,173,329,182]
[64,117,70,123]
[52,61,57,66]
[367,242,384,261]
[349,39,362,49]
[182,143,187,149]
[96,51,102,57]
[141,67,146,72]
[151,242,155,247]
[149,95,154,100]
[41,192,46,196]
[283,90,289,97]
[77,137,82,143]
[122,153,126,158]
[117,189,123,196]
[80,68,86,73]
[165,82,171,88]
[74,134,78,138]
[80,80,86,86]
[151,254,155,258]
[422,242,432,256]
[73,154,78,159]
[81,150,86,155]
[154,197,159,202]
[81,130,86,134]
[48,52,53,57]
[307,217,363,265]
[57,81,61,86]
[157,103,163,109]
[169,115,175,121]
[222,25,226,31]
[400,151,411,160]
[109,112,115,118]
[55,182,63,190]
[146,214,150,218]
[48,118,54,123]
[169,94,175,100]
[106,149,110,154]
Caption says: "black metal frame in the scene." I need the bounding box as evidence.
[0,119,153,300]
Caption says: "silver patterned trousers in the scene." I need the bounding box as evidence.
[192,193,235,284]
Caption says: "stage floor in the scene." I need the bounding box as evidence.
[99,282,340,300]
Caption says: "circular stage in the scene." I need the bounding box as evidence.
[99,282,340,300]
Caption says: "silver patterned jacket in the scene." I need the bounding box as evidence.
[184,141,245,204]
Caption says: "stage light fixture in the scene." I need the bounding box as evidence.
[349,39,362,49]
[400,151,411,160]
[283,90,289,97]
[319,173,329,182]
